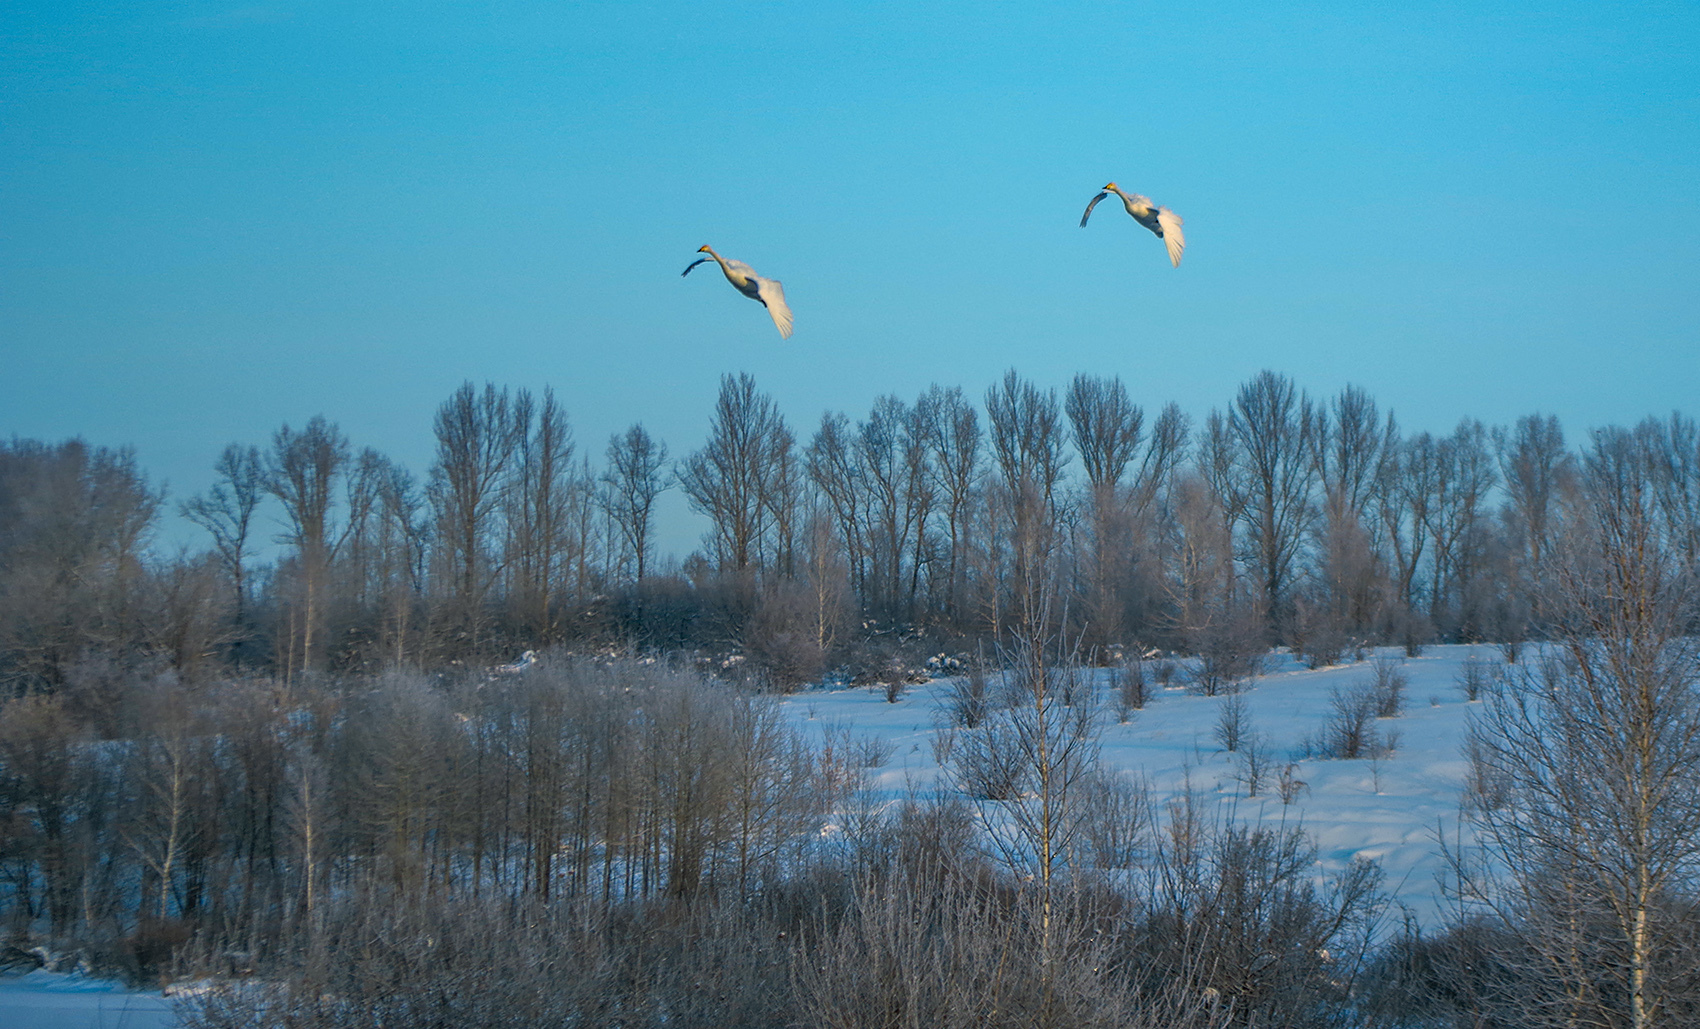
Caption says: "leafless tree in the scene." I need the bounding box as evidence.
[807,410,866,599]
[603,422,669,583]
[1167,470,1238,653]
[1216,370,1320,637]
[429,382,519,651]
[986,370,1070,635]
[124,682,214,920]
[1067,374,1143,646]
[922,384,983,626]
[0,439,161,694]
[1453,426,1700,1029]
[855,395,936,620]
[1495,414,1573,612]
[680,373,796,575]
[1068,373,1145,496]
[181,443,265,630]
[504,388,574,639]
[1420,418,1498,638]
[1308,386,1395,641]
[1637,412,1700,580]
[266,416,351,677]
[0,693,103,931]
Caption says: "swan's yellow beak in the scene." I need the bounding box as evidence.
[1103,182,1116,191]
[698,245,711,252]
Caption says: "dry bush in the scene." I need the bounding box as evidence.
[743,582,827,692]
[1370,655,1408,718]
[794,870,1214,1029]
[952,719,1025,801]
[1277,763,1309,804]
[1110,658,1149,722]
[184,893,800,1029]
[1129,821,1387,1029]
[929,718,958,764]
[1078,770,1151,869]
[1309,685,1388,760]
[1213,691,1250,753]
[854,733,895,768]
[1360,909,1700,1029]
[846,637,927,701]
[1188,617,1265,696]
[1236,733,1273,797]
[1152,659,1177,687]
[946,658,993,728]
[1294,600,1349,670]
[1455,654,1494,701]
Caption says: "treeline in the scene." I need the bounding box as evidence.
[5,369,1698,693]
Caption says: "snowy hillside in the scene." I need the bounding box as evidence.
[779,643,1502,926]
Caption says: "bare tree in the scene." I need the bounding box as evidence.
[1067,374,1143,646]
[0,693,102,931]
[506,388,574,639]
[266,416,351,677]
[1454,426,1700,1029]
[1219,371,1319,638]
[0,440,161,694]
[1067,373,1145,496]
[986,370,1070,635]
[922,384,983,626]
[1637,412,1700,580]
[603,423,669,583]
[1378,426,1433,649]
[364,456,429,666]
[1167,471,1237,651]
[679,373,795,575]
[124,683,212,920]
[1421,418,1497,638]
[429,382,519,651]
[1308,386,1395,641]
[854,394,934,621]
[181,443,265,629]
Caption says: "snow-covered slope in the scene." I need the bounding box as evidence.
[780,644,1499,926]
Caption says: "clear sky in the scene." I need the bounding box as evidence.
[4,1,1697,559]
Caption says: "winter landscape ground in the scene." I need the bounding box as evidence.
[781,643,1487,926]
[2,643,1501,1029]
[0,968,176,1029]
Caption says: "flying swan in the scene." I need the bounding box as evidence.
[1080,183,1186,267]
[682,245,794,339]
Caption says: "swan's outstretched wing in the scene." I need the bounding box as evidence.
[1080,191,1109,227]
[756,277,793,339]
[681,257,711,277]
[1157,207,1185,267]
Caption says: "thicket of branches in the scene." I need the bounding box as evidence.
[7,369,1698,696]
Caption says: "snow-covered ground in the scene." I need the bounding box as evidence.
[0,644,1494,1024]
[0,970,178,1029]
[780,643,1499,927]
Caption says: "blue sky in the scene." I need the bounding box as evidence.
[4,1,1697,558]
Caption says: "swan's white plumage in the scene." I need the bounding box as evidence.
[756,277,793,339]
[685,245,794,339]
[1157,206,1185,267]
[1080,182,1187,267]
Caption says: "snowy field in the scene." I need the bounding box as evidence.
[0,970,178,1029]
[779,643,1498,927]
[1,644,1499,1026]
